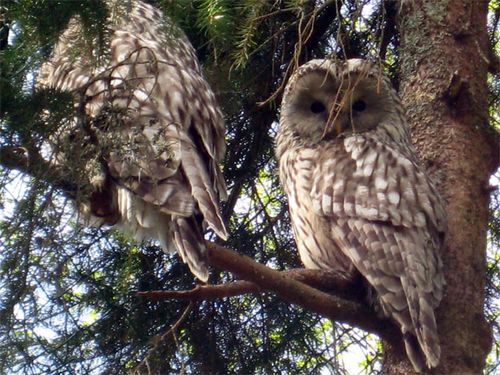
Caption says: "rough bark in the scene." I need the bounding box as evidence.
[393,0,498,373]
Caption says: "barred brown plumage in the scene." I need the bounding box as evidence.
[37,0,227,281]
[276,59,446,372]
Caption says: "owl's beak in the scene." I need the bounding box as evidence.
[323,116,344,138]
[327,97,351,137]
[323,107,345,138]
[334,120,344,136]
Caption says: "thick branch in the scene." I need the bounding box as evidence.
[139,243,399,342]
[206,242,400,342]
[379,0,397,61]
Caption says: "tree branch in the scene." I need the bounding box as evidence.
[144,242,401,343]
[379,0,397,61]
[208,243,400,341]
[0,145,77,198]
[137,281,260,300]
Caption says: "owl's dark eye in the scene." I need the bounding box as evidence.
[310,101,326,114]
[352,100,367,112]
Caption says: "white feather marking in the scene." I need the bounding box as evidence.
[344,137,364,159]
[399,157,413,168]
[364,150,377,166]
[297,159,312,170]
[402,187,415,202]
[388,191,400,205]
[346,247,362,263]
[322,194,332,213]
[375,176,388,190]
[134,89,149,102]
[355,204,367,216]
[366,207,379,218]
[414,212,426,227]
[170,90,184,108]
[363,163,374,177]
[344,202,354,215]
[201,106,210,119]
[343,137,355,152]
[312,198,322,213]
[333,180,344,191]
[323,158,336,171]
[387,206,402,223]
[300,148,317,159]
[400,208,413,225]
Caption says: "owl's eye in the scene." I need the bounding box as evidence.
[352,100,367,112]
[310,101,326,114]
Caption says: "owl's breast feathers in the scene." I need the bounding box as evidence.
[280,146,354,273]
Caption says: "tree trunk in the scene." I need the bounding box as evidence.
[387,0,497,373]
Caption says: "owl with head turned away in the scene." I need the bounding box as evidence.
[276,59,446,372]
[37,0,227,281]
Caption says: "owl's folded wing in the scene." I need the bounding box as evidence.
[311,134,446,233]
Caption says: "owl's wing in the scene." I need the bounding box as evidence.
[311,135,446,232]
[100,36,228,240]
[311,134,446,370]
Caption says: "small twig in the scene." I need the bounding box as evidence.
[137,282,260,300]
[133,302,193,374]
[137,268,361,302]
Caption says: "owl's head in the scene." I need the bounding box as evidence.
[279,59,409,146]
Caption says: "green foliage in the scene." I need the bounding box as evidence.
[196,0,233,47]
[0,0,498,374]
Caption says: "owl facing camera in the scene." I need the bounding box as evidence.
[276,59,446,373]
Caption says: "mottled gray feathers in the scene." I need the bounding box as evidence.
[37,0,227,281]
[277,58,446,371]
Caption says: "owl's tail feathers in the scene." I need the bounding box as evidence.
[403,329,440,373]
[180,140,227,240]
[403,333,426,373]
[173,216,209,282]
[384,288,440,372]
[401,296,440,373]
[416,297,441,369]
